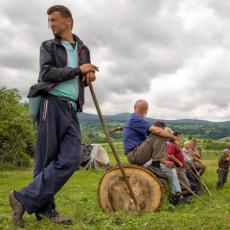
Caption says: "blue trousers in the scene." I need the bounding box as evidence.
[15,95,81,215]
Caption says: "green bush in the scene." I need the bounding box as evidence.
[0,87,35,168]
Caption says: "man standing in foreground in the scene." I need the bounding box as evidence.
[9,5,98,227]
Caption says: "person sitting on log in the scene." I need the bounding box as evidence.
[182,141,200,193]
[189,140,206,176]
[151,121,184,200]
[123,101,187,204]
[167,132,191,193]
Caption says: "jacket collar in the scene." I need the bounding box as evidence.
[53,34,84,46]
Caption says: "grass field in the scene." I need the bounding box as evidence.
[0,147,230,230]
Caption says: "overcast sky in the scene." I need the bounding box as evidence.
[0,0,230,121]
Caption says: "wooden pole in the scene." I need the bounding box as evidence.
[184,162,206,190]
[88,82,140,212]
[188,162,212,197]
[178,179,209,206]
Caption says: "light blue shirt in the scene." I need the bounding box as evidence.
[50,40,79,110]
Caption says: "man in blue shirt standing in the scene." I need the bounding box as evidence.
[9,5,98,227]
[123,99,176,168]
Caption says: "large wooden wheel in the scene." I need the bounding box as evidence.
[97,164,164,212]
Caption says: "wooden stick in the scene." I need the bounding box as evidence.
[184,162,206,190]
[109,127,123,136]
[88,82,140,213]
[189,162,212,197]
[178,179,208,206]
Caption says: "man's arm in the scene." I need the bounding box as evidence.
[193,155,205,165]
[168,155,183,167]
[149,126,176,141]
[189,149,200,159]
[39,42,97,83]
[160,158,175,168]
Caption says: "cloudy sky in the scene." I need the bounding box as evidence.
[0,0,230,121]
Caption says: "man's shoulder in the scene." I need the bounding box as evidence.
[127,113,141,122]
[40,39,56,51]
[42,38,57,45]
[168,142,176,149]
[73,34,84,45]
[130,112,141,119]
[126,113,149,127]
[42,39,54,44]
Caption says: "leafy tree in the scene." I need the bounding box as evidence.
[0,88,35,167]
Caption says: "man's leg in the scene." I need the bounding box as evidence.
[194,161,206,176]
[223,170,228,185]
[159,164,189,205]
[217,171,224,188]
[32,96,67,219]
[33,112,58,220]
[15,120,80,213]
[160,164,182,195]
[176,167,191,190]
[127,134,167,165]
[10,96,81,225]
[186,169,199,193]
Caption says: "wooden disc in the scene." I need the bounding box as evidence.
[97,164,164,212]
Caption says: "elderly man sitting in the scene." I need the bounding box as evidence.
[182,141,200,193]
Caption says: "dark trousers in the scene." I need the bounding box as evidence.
[15,95,81,215]
[217,170,228,188]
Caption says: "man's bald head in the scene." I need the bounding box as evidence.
[134,99,148,117]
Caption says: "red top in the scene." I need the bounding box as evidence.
[167,142,185,167]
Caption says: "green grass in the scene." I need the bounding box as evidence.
[1,150,230,229]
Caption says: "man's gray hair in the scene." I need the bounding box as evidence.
[184,140,192,145]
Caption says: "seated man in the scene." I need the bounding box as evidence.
[189,140,206,176]
[123,100,184,204]
[167,132,191,190]
[182,141,201,193]
[182,141,193,166]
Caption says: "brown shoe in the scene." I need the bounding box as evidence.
[51,214,73,225]
[9,191,25,228]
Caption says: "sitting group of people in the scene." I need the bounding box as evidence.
[123,99,206,205]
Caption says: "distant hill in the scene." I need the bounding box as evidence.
[78,112,230,125]
[78,112,230,140]
[78,112,131,122]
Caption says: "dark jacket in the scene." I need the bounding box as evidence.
[28,34,91,112]
[218,153,230,171]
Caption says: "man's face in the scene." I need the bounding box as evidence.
[48,11,72,36]
[139,103,148,117]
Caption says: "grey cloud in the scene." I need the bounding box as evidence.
[0,0,229,120]
[208,1,230,19]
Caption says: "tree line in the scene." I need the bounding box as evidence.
[0,87,229,168]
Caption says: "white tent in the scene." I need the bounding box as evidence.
[84,144,110,171]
